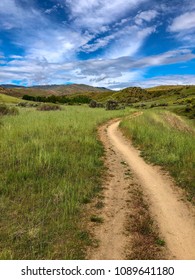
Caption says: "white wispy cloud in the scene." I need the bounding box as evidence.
[66,0,148,30]
[44,3,63,14]
[24,28,92,62]
[135,10,158,25]
[134,75,195,88]
[81,23,156,56]
[105,26,156,58]
[0,0,46,30]
[169,11,195,32]
[168,9,195,45]
[81,35,114,53]
[133,49,195,67]
[66,1,159,59]
[0,1,93,63]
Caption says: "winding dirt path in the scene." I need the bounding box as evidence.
[88,118,195,260]
[87,120,133,260]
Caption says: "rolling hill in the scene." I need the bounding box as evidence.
[0,84,112,98]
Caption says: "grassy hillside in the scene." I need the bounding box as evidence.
[120,110,195,203]
[146,85,195,100]
[0,106,133,259]
[0,93,21,104]
[68,87,149,104]
[146,85,185,91]
[112,87,148,103]
[84,85,195,108]
[133,86,195,119]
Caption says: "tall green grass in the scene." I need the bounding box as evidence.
[0,106,131,259]
[120,110,195,202]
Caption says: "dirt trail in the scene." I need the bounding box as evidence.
[88,118,195,260]
[87,120,132,260]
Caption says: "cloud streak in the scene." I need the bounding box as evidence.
[66,0,148,30]
[169,12,195,32]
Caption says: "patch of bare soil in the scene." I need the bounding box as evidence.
[87,118,167,260]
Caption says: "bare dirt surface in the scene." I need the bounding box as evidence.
[88,117,195,260]
[87,119,133,260]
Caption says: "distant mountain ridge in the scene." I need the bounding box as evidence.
[0,83,111,91]
[0,84,25,88]
[0,83,112,97]
[31,84,110,91]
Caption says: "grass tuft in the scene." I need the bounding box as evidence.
[90,215,104,223]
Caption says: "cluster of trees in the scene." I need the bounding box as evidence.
[22,94,91,104]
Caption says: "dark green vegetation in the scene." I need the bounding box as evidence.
[0,106,131,259]
[120,110,195,203]
[90,215,104,223]
[22,94,91,105]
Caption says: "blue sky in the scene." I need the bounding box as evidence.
[0,0,195,89]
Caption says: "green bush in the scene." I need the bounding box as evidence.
[37,104,61,111]
[0,104,19,116]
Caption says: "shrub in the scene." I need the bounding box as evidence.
[37,104,61,111]
[185,105,191,112]
[89,100,97,108]
[106,100,118,110]
[89,100,104,108]
[0,104,19,116]
[17,102,39,107]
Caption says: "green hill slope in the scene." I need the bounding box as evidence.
[0,93,21,104]
[0,87,21,103]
